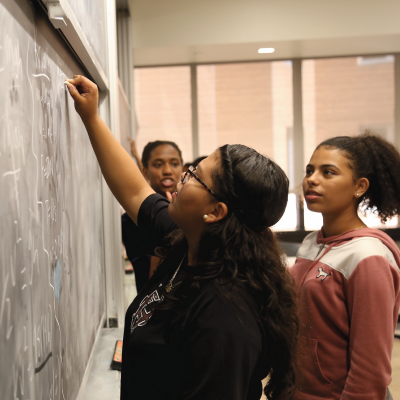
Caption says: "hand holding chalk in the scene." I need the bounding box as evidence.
[65,76,99,123]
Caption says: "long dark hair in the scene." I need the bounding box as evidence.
[157,144,299,400]
[317,132,400,222]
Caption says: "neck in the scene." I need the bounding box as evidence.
[185,233,200,266]
[322,208,365,237]
[187,244,198,266]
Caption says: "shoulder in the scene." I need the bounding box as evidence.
[296,231,320,260]
[321,237,398,279]
[138,193,169,222]
[136,193,178,251]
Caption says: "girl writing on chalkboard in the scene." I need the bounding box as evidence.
[65,75,299,400]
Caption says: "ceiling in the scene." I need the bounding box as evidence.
[128,0,400,66]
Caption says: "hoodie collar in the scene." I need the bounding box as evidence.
[298,227,400,291]
[315,227,400,268]
[316,227,370,245]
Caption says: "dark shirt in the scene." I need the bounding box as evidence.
[121,212,151,293]
[121,193,265,400]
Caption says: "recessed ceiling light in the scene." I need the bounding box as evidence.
[258,48,275,54]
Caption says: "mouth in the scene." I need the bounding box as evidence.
[305,189,322,200]
[161,178,175,188]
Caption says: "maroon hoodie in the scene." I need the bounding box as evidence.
[290,228,400,400]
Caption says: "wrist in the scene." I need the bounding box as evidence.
[82,112,101,126]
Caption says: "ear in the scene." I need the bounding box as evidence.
[354,177,369,198]
[204,202,228,223]
[142,167,148,179]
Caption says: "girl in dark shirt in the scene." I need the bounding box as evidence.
[66,75,299,400]
[122,139,184,291]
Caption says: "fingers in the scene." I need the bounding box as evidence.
[66,75,98,96]
[65,75,99,121]
[66,75,91,87]
[65,81,80,101]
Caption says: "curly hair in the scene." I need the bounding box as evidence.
[141,140,183,168]
[156,144,299,400]
[317,132,400,222]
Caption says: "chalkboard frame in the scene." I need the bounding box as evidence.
[39,0,109,91]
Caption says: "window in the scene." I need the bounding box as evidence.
[302,56,397,229]
[302,56,395,164]
[359,207,398,229]
[197,61,293,176]
[196,62,298,231]
[304,203,323,231]
[272,194,298,231]
[133,55,399,232]
[134,66,193,163]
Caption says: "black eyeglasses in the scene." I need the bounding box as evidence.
[181,166,218,198]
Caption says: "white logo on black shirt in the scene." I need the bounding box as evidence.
[316,267,331,281]
[130,289,164,332]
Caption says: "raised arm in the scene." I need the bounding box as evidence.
[65,76,154,223]
[128,137,144,173]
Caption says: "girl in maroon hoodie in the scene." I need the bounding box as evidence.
[291,134,400,400]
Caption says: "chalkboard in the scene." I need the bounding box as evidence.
[66,0,108,76]
[0,1,105,399]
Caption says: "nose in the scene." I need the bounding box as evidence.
[306,172,319,186]
[162,163,173,175]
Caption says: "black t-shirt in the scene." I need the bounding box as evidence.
[121,194,265,400]
[121,212,152,293]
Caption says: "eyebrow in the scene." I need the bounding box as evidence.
[152,158,180,163]
[307,163,341,171]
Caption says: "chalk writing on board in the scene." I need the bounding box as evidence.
[0,1,105,399]
[33,73,50,81]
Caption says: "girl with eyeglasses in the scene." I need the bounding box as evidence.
[291,134,400,400]
[66,76,299,400]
